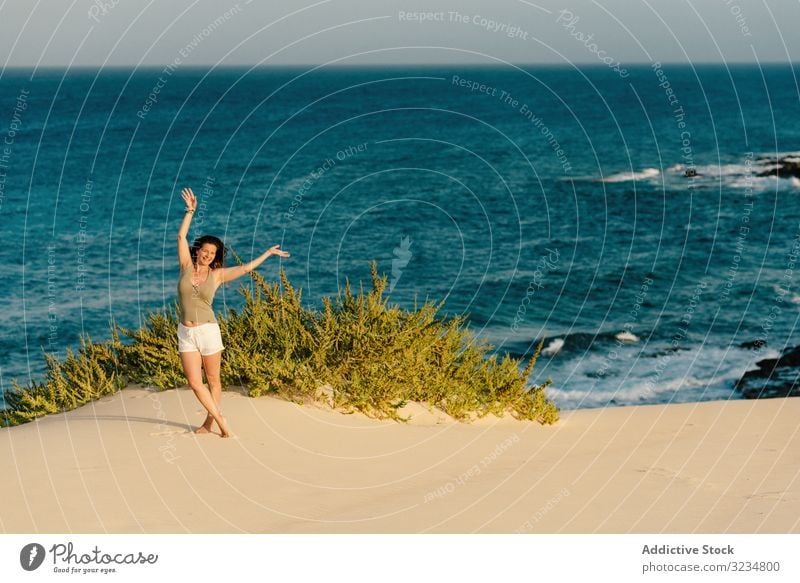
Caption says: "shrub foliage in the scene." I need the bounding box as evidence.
[2,261,558,426]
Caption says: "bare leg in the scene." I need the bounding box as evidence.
[180,351,232,438]
[197,351,223,434]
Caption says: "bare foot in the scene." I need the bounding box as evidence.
[195,415,213,434]
[218,415,233,438]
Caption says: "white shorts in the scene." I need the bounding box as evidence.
[177,322,225,356]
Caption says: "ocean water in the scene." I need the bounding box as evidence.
[1,64,799,410]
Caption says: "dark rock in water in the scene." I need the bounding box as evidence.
[684,168,699,178]
[646,346,688,358]
[754,155,800,179]
[736,345,800,398]
[586,369,619,379]
[740,339,767,350]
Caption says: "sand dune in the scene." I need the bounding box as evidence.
[1,385,797,533]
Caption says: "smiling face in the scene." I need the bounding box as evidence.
[196,242,218,268]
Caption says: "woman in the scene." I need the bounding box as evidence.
[177,187,290,437]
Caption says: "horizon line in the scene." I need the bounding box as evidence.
[2,60,798,71]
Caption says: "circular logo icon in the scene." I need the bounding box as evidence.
[20,543,46,571]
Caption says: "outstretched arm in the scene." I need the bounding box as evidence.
[177,187,196,270]
[217,244,290,284]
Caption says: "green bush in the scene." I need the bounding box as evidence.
[116,309,186,390]
[1,335,124,426]
[1,261,558,427]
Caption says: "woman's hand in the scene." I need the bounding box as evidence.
[177,188,196,268]
[267,244,290,258]
[217,244,290,284]
[181,187,197,211]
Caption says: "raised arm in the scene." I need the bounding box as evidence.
[177,187,196,270]
[217,244,290,284]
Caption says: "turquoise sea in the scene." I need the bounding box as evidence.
[1,64,799,409]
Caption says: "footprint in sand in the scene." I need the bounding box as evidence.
[637,466,720,492]
[149,429,189,437]
[746,490,794,502]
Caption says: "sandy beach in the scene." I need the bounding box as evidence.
[1,385,797,533]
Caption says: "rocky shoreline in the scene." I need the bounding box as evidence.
[733,154,800,397]
[754,154,800,179]
[736,344,800,399]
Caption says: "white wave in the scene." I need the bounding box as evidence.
[546,365,743,409]
[600,168,660,183]
[669,160,799,185]
[542,338,564,356]
[548,343,781,409]
[667,164,774,178]
[728,175,800,191]
[615,331,639,342]
[669,163,755,177]
[756,164,781,174]
[590,159,798,188]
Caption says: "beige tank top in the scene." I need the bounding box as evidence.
[177,267,218,324]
